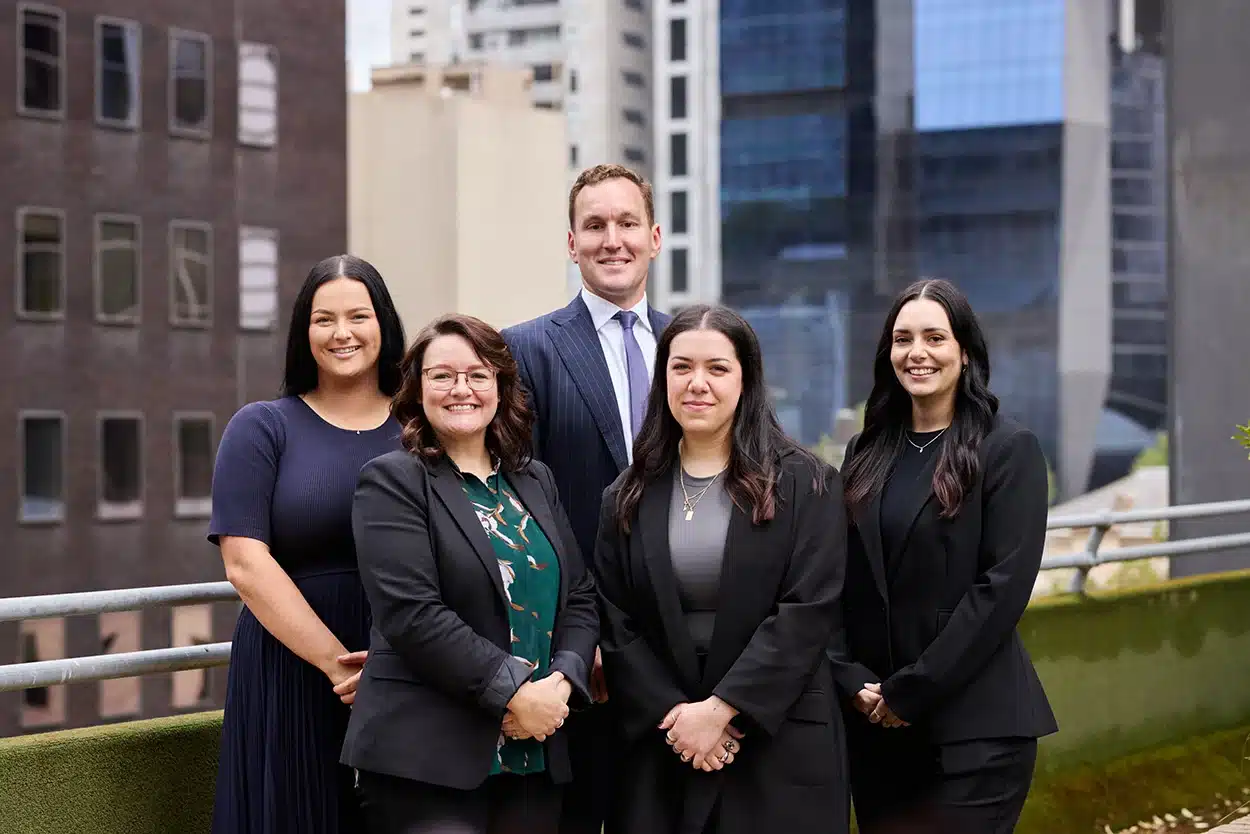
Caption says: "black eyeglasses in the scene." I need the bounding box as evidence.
[422,367,496,391]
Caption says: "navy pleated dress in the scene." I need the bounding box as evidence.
[208,396,402,834]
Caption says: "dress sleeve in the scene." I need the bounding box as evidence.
[207,402,283,546]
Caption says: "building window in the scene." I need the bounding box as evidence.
[172,605,213,708]
[671,133,688,177]
[174,414,214,518]
[670,248,689,293]
[19,618,66,729]
[670,75,687,120]
[569,69,578,92]
[96,216,141,323]
[670,18,687,63]
[535,100,559,110]
[96,19,141,127]
[671,191,688,235]
[19,5,64,117]
[623,32,646,49]
[409,29,426,38]
[469,33,484,50]
[169,30,211,135]
[623,108,646,127]
[238,43,277,147]
[624,147,646,165]
[170,222,212,326]
[625,0,644,9]
[99,414,142,520]
[570,145,579,167]
[409,51,425,63]
[533,64,554,82]
[19,413,64,523]
[99,612,141,718]
[622,70,645,89]
[17,208,64,319]
[239,226,278,331]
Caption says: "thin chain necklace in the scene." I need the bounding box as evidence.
[905,427,948,453]
[678,443,727,521]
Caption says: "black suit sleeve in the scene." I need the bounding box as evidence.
[825,434,880,698]
[352,456,532,719]
[593,490,691,744]
[712,464,846,736]
[536,463,599,706]
[880,429,1049,722]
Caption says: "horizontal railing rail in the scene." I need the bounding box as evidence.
[2,498,1249,693]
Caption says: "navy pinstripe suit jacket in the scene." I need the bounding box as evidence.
[502,295,671,561]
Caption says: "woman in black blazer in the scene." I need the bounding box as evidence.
[594,304,849,834]
[831,279,1058,833]
[343,313,599,834]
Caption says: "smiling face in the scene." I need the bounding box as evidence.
[569,177,661,308]
[666,328,743,443]
[420,334,499,445]
[890,297,966,407]
[308,277,382,385]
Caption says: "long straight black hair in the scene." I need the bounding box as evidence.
[281,255,407,397]
[614,304,823,531]
[843,279,998,519]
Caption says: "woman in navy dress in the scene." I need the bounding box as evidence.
[208,255,407,833]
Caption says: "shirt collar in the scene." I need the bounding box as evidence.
[448,455,501,482]
[580,287,652,335]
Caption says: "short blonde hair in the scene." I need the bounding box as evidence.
[567,163,655,229]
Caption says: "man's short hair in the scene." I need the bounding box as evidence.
[567,163,655,229]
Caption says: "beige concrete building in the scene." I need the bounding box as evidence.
[349,63,571,334]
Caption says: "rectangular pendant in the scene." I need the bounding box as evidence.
[685,509,694,521]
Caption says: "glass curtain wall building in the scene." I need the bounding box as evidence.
[655,0,1162,497]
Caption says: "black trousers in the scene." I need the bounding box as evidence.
[847,720,1037,834]
[557,705,621,834]
[356,769,563,834]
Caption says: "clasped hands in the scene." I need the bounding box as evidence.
[660,696,744,772]
[853,682,909,729]
[501,672,573,742]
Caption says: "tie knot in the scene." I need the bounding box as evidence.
[615,310,639,330]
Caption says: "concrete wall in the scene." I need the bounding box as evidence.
[1167,0,1250,576]
[348,69,569,337]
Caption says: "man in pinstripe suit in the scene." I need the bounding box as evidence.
[502,164,671,834]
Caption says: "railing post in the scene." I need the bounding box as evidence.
[1070,524,1109,595]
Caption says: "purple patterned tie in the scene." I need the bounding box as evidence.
[614,310,649,439]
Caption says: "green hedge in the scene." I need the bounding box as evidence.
[0,710,221,834]
[2,570,1250,833]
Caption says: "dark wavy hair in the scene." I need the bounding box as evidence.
[392,314,533,472]
[281,255,406,397]
[843,278,998,519]
[614,304,823,531]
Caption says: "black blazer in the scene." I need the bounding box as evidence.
[341,451,600,790]
[502,296,672,560]
[829,415,1058,743]
[595,453,850,834]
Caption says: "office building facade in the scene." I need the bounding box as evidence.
[0,0,347,736]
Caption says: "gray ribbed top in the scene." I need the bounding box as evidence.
[668,466,732,652]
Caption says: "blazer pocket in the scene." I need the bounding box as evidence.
[364,649,422,683]
[786,690,831,725]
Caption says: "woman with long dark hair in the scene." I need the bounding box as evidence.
[343,314,598,834]
[208,255,407,833]
[594,304,849,834]
[831,279,1057,833]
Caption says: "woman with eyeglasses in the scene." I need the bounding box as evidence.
[342,313,599,834]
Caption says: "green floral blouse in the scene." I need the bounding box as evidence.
[460,466,562,776]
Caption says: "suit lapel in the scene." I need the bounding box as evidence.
[854,493,890,602]
[638,472,700,689]
[702,504,770,689]
[549,298,630,471]
[647,307,671,339]
[428,463,509,610]
[507,468,568,605]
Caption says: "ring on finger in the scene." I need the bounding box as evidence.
[718,752,730,763]
[680,752,692,762]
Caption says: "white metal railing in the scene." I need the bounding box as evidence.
[1,499,1249,694]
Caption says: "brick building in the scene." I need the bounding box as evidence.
[0,0,347,735]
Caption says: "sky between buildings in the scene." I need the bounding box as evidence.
[347,0,392,92]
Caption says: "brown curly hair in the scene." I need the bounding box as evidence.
[393,314,533,472]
